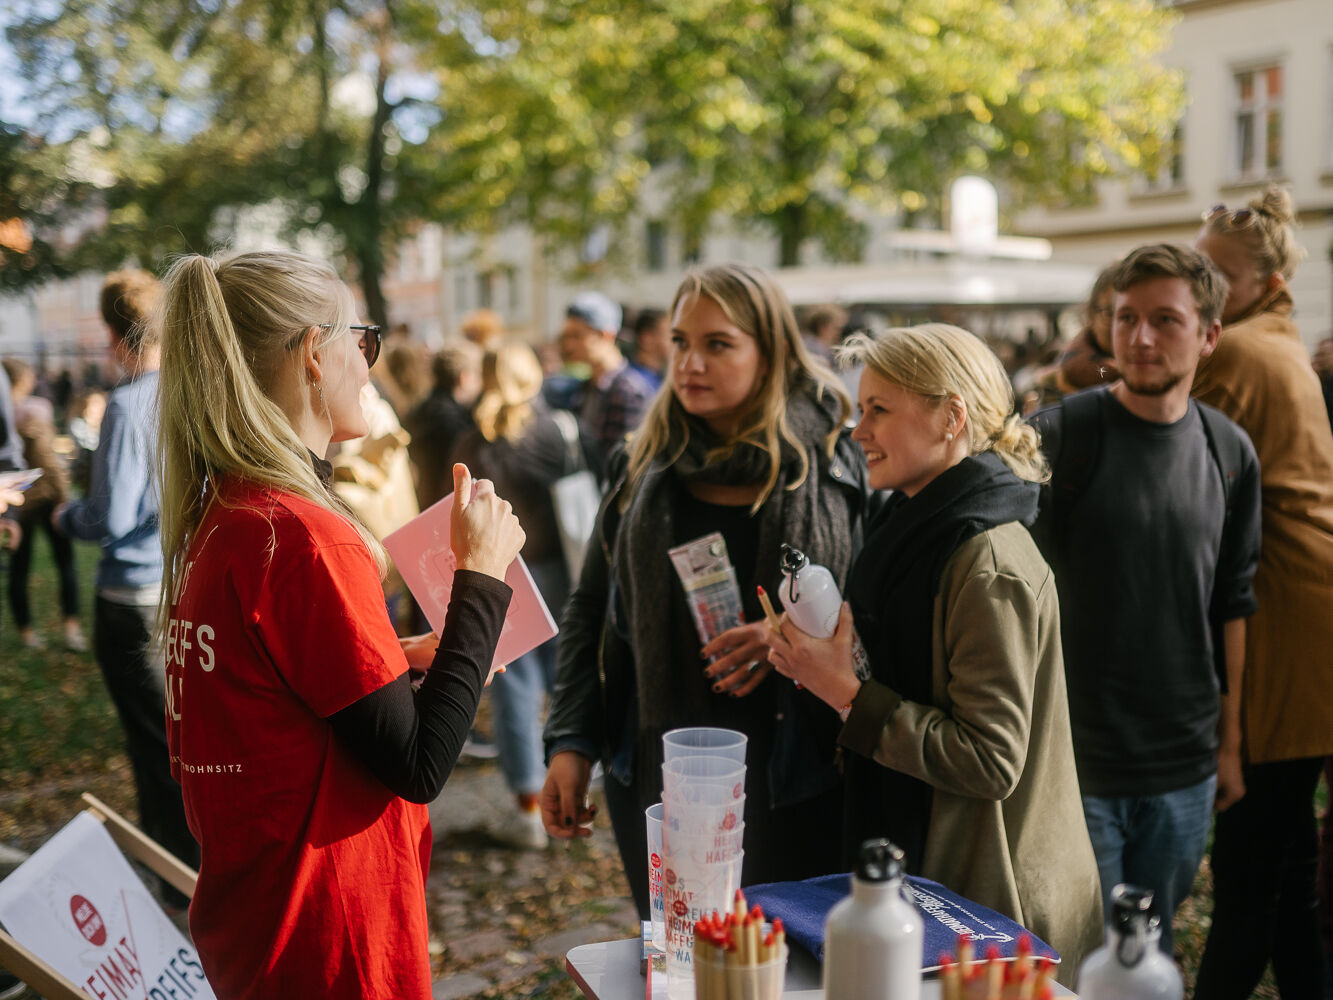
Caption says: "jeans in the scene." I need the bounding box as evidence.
[490,559,568,798]
[1194,756,1325,1000]
[94,595,198,906]
[1081,773,1216,955]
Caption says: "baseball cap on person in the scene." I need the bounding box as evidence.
[566,292,623,335]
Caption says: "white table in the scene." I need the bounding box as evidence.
[565,938,1077,999]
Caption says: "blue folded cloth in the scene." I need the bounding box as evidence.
[744,873,1060,971]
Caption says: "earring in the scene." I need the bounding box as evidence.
[311,377,324,406]
[946,432,954,442]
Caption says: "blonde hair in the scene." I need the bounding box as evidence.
[473,341,544,443]
[624,263,850,512]
[156,250,386,638]
[838,323,1048,483]
[1201,184,1305,281]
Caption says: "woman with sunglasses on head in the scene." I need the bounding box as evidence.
[156,250,525,999]
[1190,186,1333,999]
[541,263,868,915]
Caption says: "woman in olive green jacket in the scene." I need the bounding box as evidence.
[768,323,1102,986]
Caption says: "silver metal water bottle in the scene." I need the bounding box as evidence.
[1076,885,1183,1000]
[823,839,923,1000]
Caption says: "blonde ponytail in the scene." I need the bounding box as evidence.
[473,342,543,443]
[156,250,386,639]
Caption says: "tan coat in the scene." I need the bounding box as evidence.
[1191,288,1333,763]
[840,523,1103,986]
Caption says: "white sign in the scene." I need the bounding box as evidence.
[0,812,215,1000]
[950,176,999,253]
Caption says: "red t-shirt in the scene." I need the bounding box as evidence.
[166,480,432,999]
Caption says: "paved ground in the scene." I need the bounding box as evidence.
[0,755,638,1000]
[425,756,641,999]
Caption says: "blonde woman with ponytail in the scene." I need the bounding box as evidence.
[767,323,1102,985]
[1192,189,1333,998]
[156,250,524,1000]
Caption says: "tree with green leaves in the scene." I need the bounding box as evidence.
[424,0,1184,266]
[5,0,455,324]
[5,0,1183,302]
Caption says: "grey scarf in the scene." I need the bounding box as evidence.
[612,383,855,798]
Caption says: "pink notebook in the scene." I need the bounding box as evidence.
[384,492,558,669]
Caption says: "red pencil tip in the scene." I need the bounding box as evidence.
[985,945,1001,961]
[757,584,767,596]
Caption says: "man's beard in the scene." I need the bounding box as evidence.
[1122,370,1184,397]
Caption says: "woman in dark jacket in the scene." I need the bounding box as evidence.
[541,263,867,916]
[453,341,589,849]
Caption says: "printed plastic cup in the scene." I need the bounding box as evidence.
[646,802,666,952]
[663,778,745,810]
[662,848,745,1000]
[662,816,744,866]
[662,727,748,765]
[662,794,746,839]
[694,937,787,1000]
[662,755,746,802]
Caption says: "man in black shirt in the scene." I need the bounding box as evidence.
[1031,244,1262,954]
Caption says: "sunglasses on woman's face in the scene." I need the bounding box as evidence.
[1203,204,1254,228]
[319,323,382,368]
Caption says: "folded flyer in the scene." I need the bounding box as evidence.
[384,492,557,669]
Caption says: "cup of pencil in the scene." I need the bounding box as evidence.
[691,891,787,1000]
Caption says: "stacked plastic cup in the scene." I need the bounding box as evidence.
[656,728,748,1000]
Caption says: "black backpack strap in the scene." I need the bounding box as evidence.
[1195,401,1242,523]
[1050,388,1107,540]
[1195,400,1246,692]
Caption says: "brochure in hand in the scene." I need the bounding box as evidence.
[384,491,557,669]
[744,873,1060,971]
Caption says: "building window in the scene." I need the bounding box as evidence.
[1233,64,1283,179]
[477,271,496,309]
[645,220,667,272]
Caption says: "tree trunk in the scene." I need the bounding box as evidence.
[356,58,393,329]
[778,202,806,267]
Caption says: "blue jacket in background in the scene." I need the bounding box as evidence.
[58,369,163,590]
[0,363,25,473]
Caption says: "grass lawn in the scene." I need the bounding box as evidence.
[0,532,1326,998]
[0,531,138,848]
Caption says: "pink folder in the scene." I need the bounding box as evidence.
[384,492,558,669]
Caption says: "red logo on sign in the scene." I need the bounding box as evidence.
[69,895,107,946]
[722,812,737,830]
[651,852,661,869]
[665,868,677,885]
[673,899,688,917]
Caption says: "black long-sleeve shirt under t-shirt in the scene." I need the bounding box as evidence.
[328,570,511,803]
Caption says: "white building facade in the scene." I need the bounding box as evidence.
[1015,0,1333,346]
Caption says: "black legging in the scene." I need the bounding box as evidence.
[8,501,79,628]
[1195,756,1326,999]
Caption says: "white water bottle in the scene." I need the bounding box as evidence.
[823,839,923,1000]
[778,544,869,679]
[1077,885,1183,1000]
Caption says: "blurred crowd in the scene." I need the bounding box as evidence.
[2,182,1332,1000]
